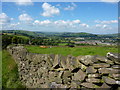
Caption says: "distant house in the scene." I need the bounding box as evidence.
[75,37,85,40]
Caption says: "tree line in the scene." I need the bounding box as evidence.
[2,34,59,49]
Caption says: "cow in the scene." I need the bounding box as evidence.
[40,46,48,48]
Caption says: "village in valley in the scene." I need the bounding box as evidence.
[2,30,119,49]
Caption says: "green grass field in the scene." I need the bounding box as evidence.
[25,45,118,56]
[0,51,2,88]
[2,50,25,88]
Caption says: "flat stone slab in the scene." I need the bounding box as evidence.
[112,65,120,69]
[96,56,113,64]
[81,82,99,88]
[66,55,80,71]
[109,74,120,80]
[98,68,120,74]
[50,82,68,88]
[86,78,101,83]
[107,52,120,64]
[60,56,68,69]
[86,66,97,74]
[63,71,71,78]
[101,83,111,88]
[72,69,86,81]
[102,76,116,85]
[93,63,110,68]
[53,54,61,68]
[70,81,81,88]
[78,55,94,65]
[88,74,100,78]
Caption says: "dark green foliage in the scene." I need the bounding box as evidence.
[2,34,29,49]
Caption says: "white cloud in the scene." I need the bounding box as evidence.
[16,0,33,6]
[95,24,102,27]
[10,22,20,27]
[33,20,41,25]
[80,23,89,28]
[0,13,11,24]
[64,2,77,10]
[102,24,107,29]
[19,13,33,22]
[72,20,80,24]
[95,20,118,24]
[101,0,119,2]
[33,20,51,25]
[41,3,60,17]
[95,24,112,30]
[33,19,82,28]
[41,20,51,25]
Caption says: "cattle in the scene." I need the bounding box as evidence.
[40,46,48,48]
[68,45,75,47]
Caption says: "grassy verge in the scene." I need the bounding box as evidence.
[25,45,118,56]
[2,50,25,88]
[0,51,2,88]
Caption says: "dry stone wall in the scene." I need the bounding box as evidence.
[7,45,120,89]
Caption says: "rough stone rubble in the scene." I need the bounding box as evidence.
[7,45,120,89]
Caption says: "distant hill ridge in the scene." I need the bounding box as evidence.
[1,30,119,38]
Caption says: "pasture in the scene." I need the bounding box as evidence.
[25,45,118,56]
[2,50,25,88]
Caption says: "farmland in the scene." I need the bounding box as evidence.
[25,45,118,56]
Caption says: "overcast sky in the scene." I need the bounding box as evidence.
[0,0,119,34]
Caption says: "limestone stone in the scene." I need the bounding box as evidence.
[98,68,120,74]
[81,82,98,88]
[88,74,100,78]
[58,71,63,78]
[70,81,81,88]
[38,78,45,84]
[46,58,53,67]
[109,74,120,80]
[63,71,71,77]
[63,77,71,84]
[50,54,55,61]
[49,71,57,78]
[62,71,72,84]
[107,52,120,64]
[102,76,116,84]
[100,83,111,88]
[72,69,86,81]
[54,77,63,84]
[96,56,113,64]
[60,55,68,69]
[112,65,120,69]
[93,63,110,68]
[86,66,97,74]
[86,78,101,83]
[78,55,94,65]
[79,62,87,71]
[41,83,49,88]
[116,81,120,85]
[66,55,80,71]
[53,54,61,68]
[50,82,68,88]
